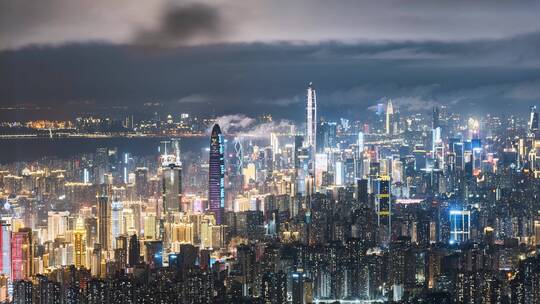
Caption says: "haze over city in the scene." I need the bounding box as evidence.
[2,1,540,119]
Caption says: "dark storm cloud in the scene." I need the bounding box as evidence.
[133,3,226,47]
[0,0,164,50]
[2,0,540,50]
[2,31,540,119]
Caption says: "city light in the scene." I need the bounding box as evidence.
[2,2,540,302]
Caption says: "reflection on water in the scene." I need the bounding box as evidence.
[0,137,208,164]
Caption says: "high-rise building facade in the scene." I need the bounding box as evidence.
[97,195,111,251]
[128,234,140,267]
[305,83,317,193]
[432,106,440,129]
[162,164,182,213]
[160,140,183,213]
[0,221,10,278]
[386,99,394,135]
[209,124,225,224]
[111,200,123,249]
[375,176,391,246]
[529,105,539,135]
[11,228,33,282]
[134,167,148,198]
[47,211,69,242]
[306,83,317,151]
[73,217,86,268]
[450,210,471,244]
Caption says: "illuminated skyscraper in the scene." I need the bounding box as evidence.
[11,228,32,281]
[375,176,391,246]
[162,164,182,212]
[270,132,279,161]
[386,99,394,135]
[47,211,69,242]
[144,215,157,240]
[314,153,328,189]
[111,200,123,249]
[391,158,403,184]
[306,83,317,150]
[335,161,344,186]
[161,140,182,213]
[529,105,539,135]
[305,83,317,192]
[229,140,244,200]
[432,127,444,169]
[357,132,364,156]
[209,124,225,224]
[122,152,132,184]
[0,221,10,278]
[234,140,243,174]
[73,217,86,268]
[97,194,111,251]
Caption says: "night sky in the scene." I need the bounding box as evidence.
[2,0,540,120]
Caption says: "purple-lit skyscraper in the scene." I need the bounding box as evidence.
[209,124,225,224]
[0,221,10,278]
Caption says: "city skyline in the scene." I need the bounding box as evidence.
[0,79,540,303]
[2,1,540,304]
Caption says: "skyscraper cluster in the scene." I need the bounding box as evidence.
[0,83,539,303]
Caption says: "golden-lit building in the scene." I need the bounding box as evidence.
[172,222,193,244]
[73,217,87,268]
[143,214,157,240]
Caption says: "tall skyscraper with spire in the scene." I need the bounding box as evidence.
[306,82,317,150]
[209,124,225,224]
[305,83,317,192]
[385,99,394,135]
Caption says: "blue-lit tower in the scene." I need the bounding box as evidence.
[209,124,225,224]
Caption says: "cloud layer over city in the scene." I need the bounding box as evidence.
[2,0,540,118]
